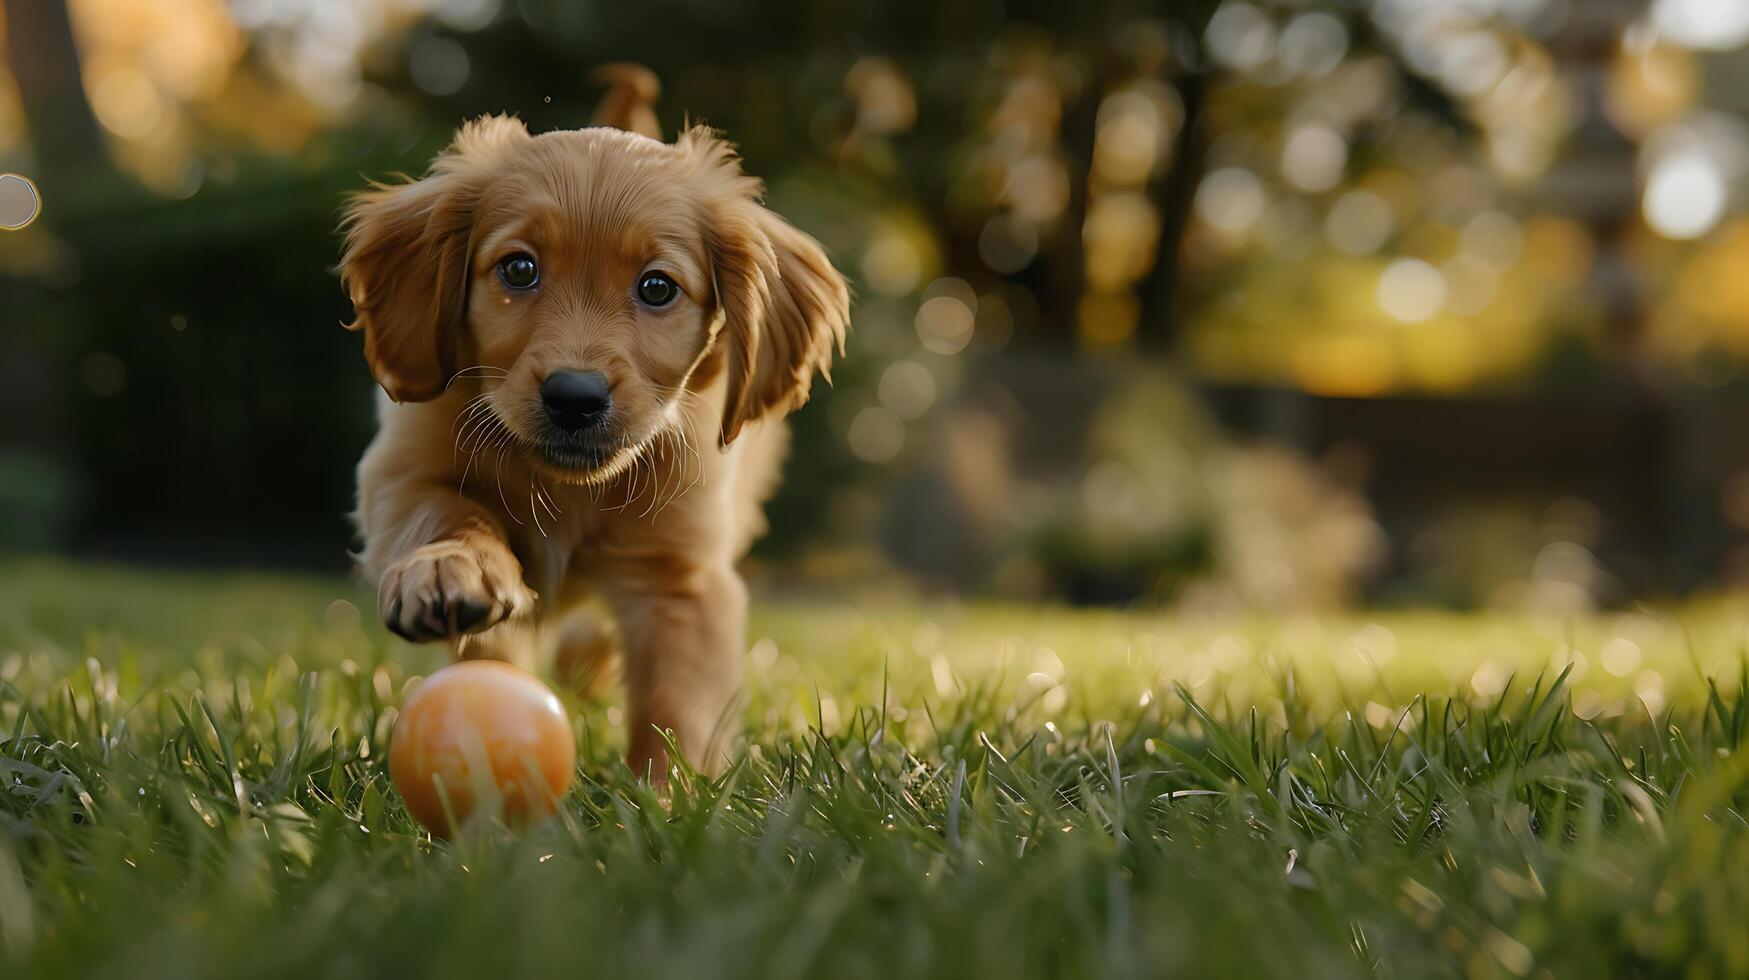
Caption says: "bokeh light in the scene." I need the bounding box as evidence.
[1325,190,1394,255]
[1194,167,1265,238]
[915,286,976,356]
[1644,150,1725,240]
[847,407,905,464]
[1280,124,1347,193]
[1651,0,1749,51]
[877,361,937,421]
[1376,259,1446,324]
[409,35,470,96]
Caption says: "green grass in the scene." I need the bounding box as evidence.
[6,559,1749,978]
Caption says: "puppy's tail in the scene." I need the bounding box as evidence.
[591,63,662,140]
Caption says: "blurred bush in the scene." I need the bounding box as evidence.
[845,362,1383,608]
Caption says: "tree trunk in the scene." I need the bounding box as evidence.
[2,0,105,185]
[1138,67,1208,354]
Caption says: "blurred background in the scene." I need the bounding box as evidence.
[3,0,1749,613]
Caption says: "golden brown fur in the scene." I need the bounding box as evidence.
[338,113,848,777]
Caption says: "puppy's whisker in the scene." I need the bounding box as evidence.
[443,365,511,391]
[656,426,690,519]
[637,431,665,520]
[454,394,489,419]
[457,390,494,413]
[647,391,706,518]
[674,439,701,513]
[536,481,562,521]
[657,434,678,519]
[494,444,524,526]
[658,437,682,517]
[453,389,494,414]
[639,444,665,519]
[604,424,659,490]
[532,467,561,513]
[605,459,637,512]
[485,427,517,471]
[604,430,655,514]
[677,435,701,511]
[638,438,658,509]
[454,405,499,460]
[453,403,490,437]
[459,440,482,493]
[675,399,704,491]
[450,393,495,455]
[453,421,492,477]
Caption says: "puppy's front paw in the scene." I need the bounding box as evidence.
[378,540,534,642]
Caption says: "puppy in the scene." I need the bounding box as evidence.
[338,112,849,776]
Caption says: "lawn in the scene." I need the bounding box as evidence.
[5,559,1749,978]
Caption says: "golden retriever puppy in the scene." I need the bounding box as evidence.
[338,113,849,777]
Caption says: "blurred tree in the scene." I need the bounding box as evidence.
[2,0,1748,599]
[1,0,102,184]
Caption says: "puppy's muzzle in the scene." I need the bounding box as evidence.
[541,370,612,432]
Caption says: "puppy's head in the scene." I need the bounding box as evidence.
[339,115,848,483]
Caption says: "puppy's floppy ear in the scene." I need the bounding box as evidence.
[685,128,850,446]
[339,114,528,402]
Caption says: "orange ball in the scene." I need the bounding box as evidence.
[389,660,576,837]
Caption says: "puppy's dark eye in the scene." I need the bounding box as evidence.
[498,253,538,290]
[637,271,679,308]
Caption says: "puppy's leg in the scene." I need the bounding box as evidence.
[603,558,745,779]
[361,480,537,647]
[550,605,620,698]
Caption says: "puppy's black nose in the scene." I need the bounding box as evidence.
[541,370,612,431]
